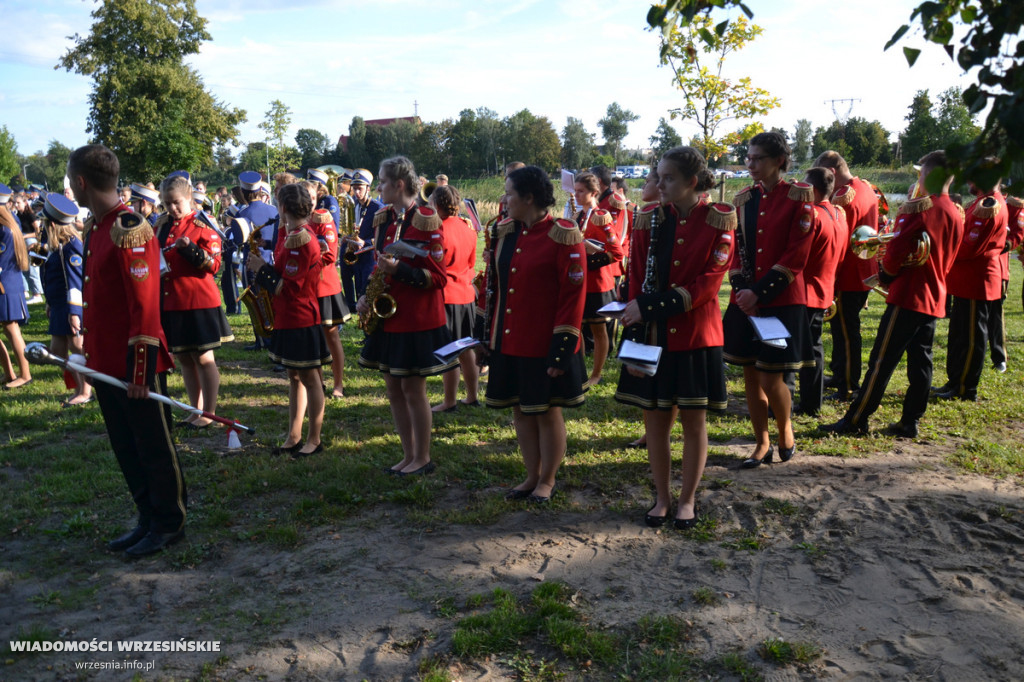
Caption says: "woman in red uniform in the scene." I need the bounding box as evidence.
[157,174,234,429]
[248,183,330,457]
[305,182,349,399]
[722,131,814,468]
[574,172,624,386]
[477,166,587,503]
[357,156,455,476]
[616,147,734,528]
[430,184,480,412]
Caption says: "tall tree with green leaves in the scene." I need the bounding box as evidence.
[812,118,891,166]
[934,87,981,151]
[24,140,73,190]
[561,117,596,171]
[295,128,330,171]
[57,0,245,181]
[500,110,561,172]
[792,119,813,164]
[649,117,683,160]
[345,117,368,169]
[899,90,937,166]
[598,102,640,164]
[259,99,299,176]
[654,14,778,162]
[0,126,19,184]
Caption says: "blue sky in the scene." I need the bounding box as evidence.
[1,0,971,166]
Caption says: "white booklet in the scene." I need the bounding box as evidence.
[434,336,480,364]
[618,339,662,376]
[585,238,605,252]
[748,315,790,348]
[596,300,627,318]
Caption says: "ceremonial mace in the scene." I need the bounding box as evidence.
[25,343,256,447]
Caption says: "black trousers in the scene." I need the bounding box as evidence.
[987,280,1007,366]
[844,304,937,428]
[220,254,238,315]
[94,373,187,534]
[946,296,989,398]
[828,290,870,394]
[798,307,826,414]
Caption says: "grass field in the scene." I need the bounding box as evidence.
[3,179,1023,679]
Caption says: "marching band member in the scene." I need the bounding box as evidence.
[156,174,234,429]
[247,183,330,457]
[304,180,349,399]
[796,168,846,416]
[430,184,480,412]
[723,131,814,468]
[129,183,159,226]
[40,193,92,407]
[987,191,1022,372]
[68,144,185,556]
[935,173,1008,401]
[476,165,587,503]
[575,171,624,386]
[616,147,733,528]
[0,182,32,389]
[815,151,881,400]
[824,151,964,438]
[1009,196,1024,313]
[357,156,455,476]
[236,171,279,351]
[308,168,341,229]
[342,169,383,311]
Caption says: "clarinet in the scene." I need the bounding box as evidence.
[481,225,497,350]
[639,205,661,342]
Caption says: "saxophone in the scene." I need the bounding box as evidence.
[340,194,361,265]
[238,226,275,338]
[358,207,404,334]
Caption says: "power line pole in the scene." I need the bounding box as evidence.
[825,98,861,122]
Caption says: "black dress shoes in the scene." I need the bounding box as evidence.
[107,525,148,552]
[885,421,918,438]
[397,461,436,477]
[778,444,796,462]
[936,389,976,401]
[644,504,668,527]
[740,446,774,469]
[673,516,698,530]
[820,418,868,436]
[124,529,184,557]
[505,487,534,501]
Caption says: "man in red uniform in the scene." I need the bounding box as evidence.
[987,193,1023,371]
[67,144,186,556]
[1009,196,1024,314]
[823,151,964,438]
[936,176,1008,400]
[814,151,880,400]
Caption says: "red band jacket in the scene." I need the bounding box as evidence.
[729,180,815,308]
[1008,197,1024,276]
[477,214,586,369]
[803,201,847,310]
[578,207,624,293]
[156,211,223,311]
[371,205,447,333]
[882,194,964,317]
[82,203,173,384]
[947,191,1007,301]
[624,201,735,351]
[439,215,478,305]
[310,209,344,298]
[831,177,880,292]
[255,225,322,329]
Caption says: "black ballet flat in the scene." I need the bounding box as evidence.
[527,488,556,504]
[644,504,668,528]
[271,442,302,456]
[292,443,323,458]
[505,487,534,501]
[674,516,698,531]
[778,444,796,462]
[397,461,436,477]
[740,446,774,469]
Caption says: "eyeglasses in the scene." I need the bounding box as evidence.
[745,155,771,163]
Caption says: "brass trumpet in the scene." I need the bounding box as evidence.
[419,181,437,205]
[850,225,931,267]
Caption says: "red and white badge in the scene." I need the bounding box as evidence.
[129,259,150,281]
[284,259,299,277]
[714,242,731,265]
[568,263,584,286]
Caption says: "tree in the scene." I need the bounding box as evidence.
[57,0,245,180]
[412,119,454,176]
[792,119,813,164]
[0,126,20,185]
[934,87,981,151]
[561,117,596,171]
[900,90,937,165]
[500,110,561,172]
[345,117,367,169]
[474,108,502,175]
[598,102,640,164]
[24,140,73,190]
[648,117,683,161]
[812,118,890,166]
[448,109,480,176]
[654,14,779,162]
[295,128,330,171]
[259,99,299,175]
[235,142,268,176]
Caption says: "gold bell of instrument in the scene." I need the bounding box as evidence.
[372,292,397,319]
[823,298,837,322]
[850,224,930,267]
[419,181,437,205]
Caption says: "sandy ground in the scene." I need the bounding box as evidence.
[3,437,1024,681]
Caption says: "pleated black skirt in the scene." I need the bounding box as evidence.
[269,325,332,369]
[485,349,588,414]
[722,303,812,373]
[319,292,351,327]
[615,346,727,411]
[162,307,234,353]
[582,290,617,323]
[358,324,458,377]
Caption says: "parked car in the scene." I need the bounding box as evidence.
[733,170,750,178]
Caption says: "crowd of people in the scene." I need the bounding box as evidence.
[1,133,1021,554]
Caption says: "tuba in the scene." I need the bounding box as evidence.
[237,227,275,338]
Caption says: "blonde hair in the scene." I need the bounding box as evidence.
[0,205,29,271]
[380,156,419,198]
[45,221,82,250]
[159,175,191,202]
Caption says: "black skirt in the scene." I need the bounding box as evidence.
[269,325,332,369]
[615,346,727,411]
[722,303,812,372]
[319,292,351,327]
[358,324,458,377]
[583,290,617,323]
[485,349,588,414]
[47,302,74,336]
[162,307,234,353]
[445,302,475,340]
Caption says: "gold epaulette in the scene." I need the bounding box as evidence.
[590,209,613,227]
[411,206,441,232]
[787,182,814,203]
[706,203,737,231]
[609,193,627,211]
[835,205,847,225]
[495,217,516,239]
[898,196,933,215]
[311,208,332,224]
[832,185,855,208]
[733,187,754,208]
[110,211,154,248]
[956,203,966,222]
[459,216,473,230]
[549,218,583,245]
[284,229,312,249]
[373,205,392,229]
[1007,196,1023,209]
[82,215,95,237]
[633,202,660,232]
[973,196,1001,220]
